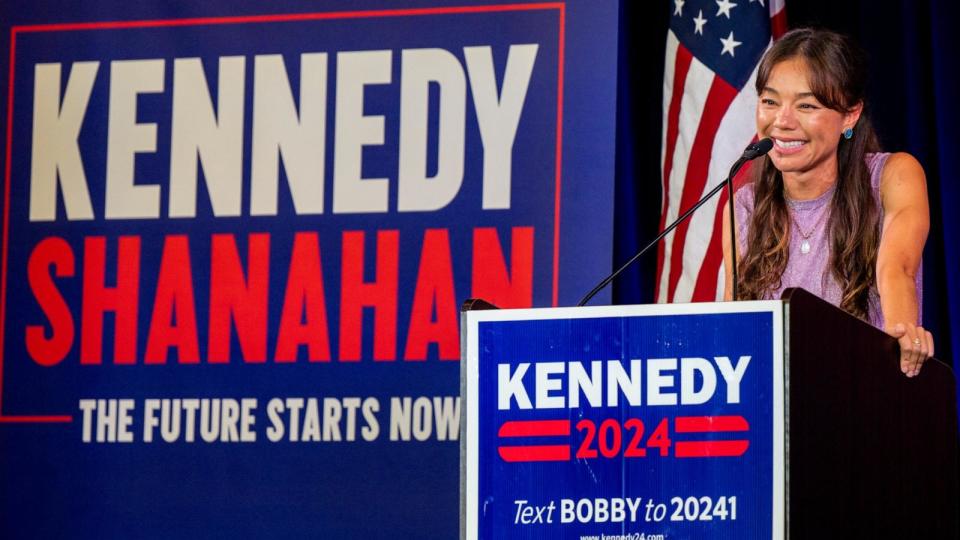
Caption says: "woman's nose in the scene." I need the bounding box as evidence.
[774,106,796,128]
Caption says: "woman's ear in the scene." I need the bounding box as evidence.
[843,101,864,131]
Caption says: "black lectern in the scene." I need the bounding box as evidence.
[782,287,958,538]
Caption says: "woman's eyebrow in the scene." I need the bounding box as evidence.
[761,87,816,99]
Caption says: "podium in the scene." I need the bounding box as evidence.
[460,288,958,539]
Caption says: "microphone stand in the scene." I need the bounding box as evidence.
[726,162,740,303]
[577,153,758,307]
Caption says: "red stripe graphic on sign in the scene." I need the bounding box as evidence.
[498,444,570,462]
[675,440,749,458]
[675,415,749,432]
[674,415,749,458]
[498,419,570,437]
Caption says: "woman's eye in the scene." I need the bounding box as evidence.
[761,98,777,106]
[798,103,818,110]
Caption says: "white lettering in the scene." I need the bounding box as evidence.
[397,48,466,211]
[607,359,642,406]
[361,397,380,441]
[497,357,749,409]
[433,396,460,441]
[105,59,164,219]
[568,360,602,408]
[169,56,245,217]
[143,398,160,443]
[30,62,98,221]
[464,44,538,210]
[332,50,391,213]
[79,398,97,442]
[535,361,565,409]
[680,357,717,405]
[646,358,678,406]
[250,53,327,216]
[715,355,751,404]
[498,363,532,410]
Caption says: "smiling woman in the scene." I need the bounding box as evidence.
[721,28,934,377]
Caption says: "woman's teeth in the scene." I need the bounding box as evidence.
[775,139,806,148]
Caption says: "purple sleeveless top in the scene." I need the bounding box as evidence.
[733,152,922,329]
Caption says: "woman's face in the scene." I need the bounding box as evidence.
[756,57,860,177]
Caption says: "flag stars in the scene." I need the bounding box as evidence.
[674,0,685,16]
[750,0,766,6]
[693,10,707,35]
[720,31,742,56]
[716,0,737,18]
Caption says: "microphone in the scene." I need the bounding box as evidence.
[741,138,774,160]
[577,138,772,307]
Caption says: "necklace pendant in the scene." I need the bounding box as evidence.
[800,240,811,254]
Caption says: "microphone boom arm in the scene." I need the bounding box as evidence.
[577,156,750,307]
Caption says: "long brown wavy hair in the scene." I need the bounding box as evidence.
[738,28,881,319]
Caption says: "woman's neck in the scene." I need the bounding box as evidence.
[782,155,839,201]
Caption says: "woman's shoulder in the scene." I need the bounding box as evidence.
[876,151,923,176]
[871,151,927,213]
[874,151,926,195]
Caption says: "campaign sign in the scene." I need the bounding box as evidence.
[462,301,785,540]
[0,1,618,538]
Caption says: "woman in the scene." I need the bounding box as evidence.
[722,28,933,377]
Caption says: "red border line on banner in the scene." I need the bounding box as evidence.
[0,415,72,423]
[0,30,15,422]
[12,4,565,33]
[552,5,564,307]
[0,3,566,423]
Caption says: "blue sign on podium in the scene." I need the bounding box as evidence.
[462,302,785,539]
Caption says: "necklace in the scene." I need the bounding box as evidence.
[790,207,829,255]
[785,183,835,255]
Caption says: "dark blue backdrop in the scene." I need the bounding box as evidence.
[613,1,960,413]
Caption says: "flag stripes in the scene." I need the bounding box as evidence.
[657,0,786,303]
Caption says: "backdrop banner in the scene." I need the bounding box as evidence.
[0,1,618,537]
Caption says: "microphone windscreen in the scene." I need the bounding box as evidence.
[743,138,773,160]
[755,137,773,155]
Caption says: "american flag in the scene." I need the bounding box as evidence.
[656,0,787,303]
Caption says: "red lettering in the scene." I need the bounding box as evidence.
[80,236,140,364]
[339,230,398,361]
[471,227,534,308]
[208,234,269,363]
[275,232,331,362]
[404,229,458,361]
[26,237,75,367]
[145,235,199,364]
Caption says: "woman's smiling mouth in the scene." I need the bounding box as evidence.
[773,138,808,154]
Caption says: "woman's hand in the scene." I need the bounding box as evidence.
[886,322,934,377]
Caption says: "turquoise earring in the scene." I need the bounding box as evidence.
[843,127,854,140]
